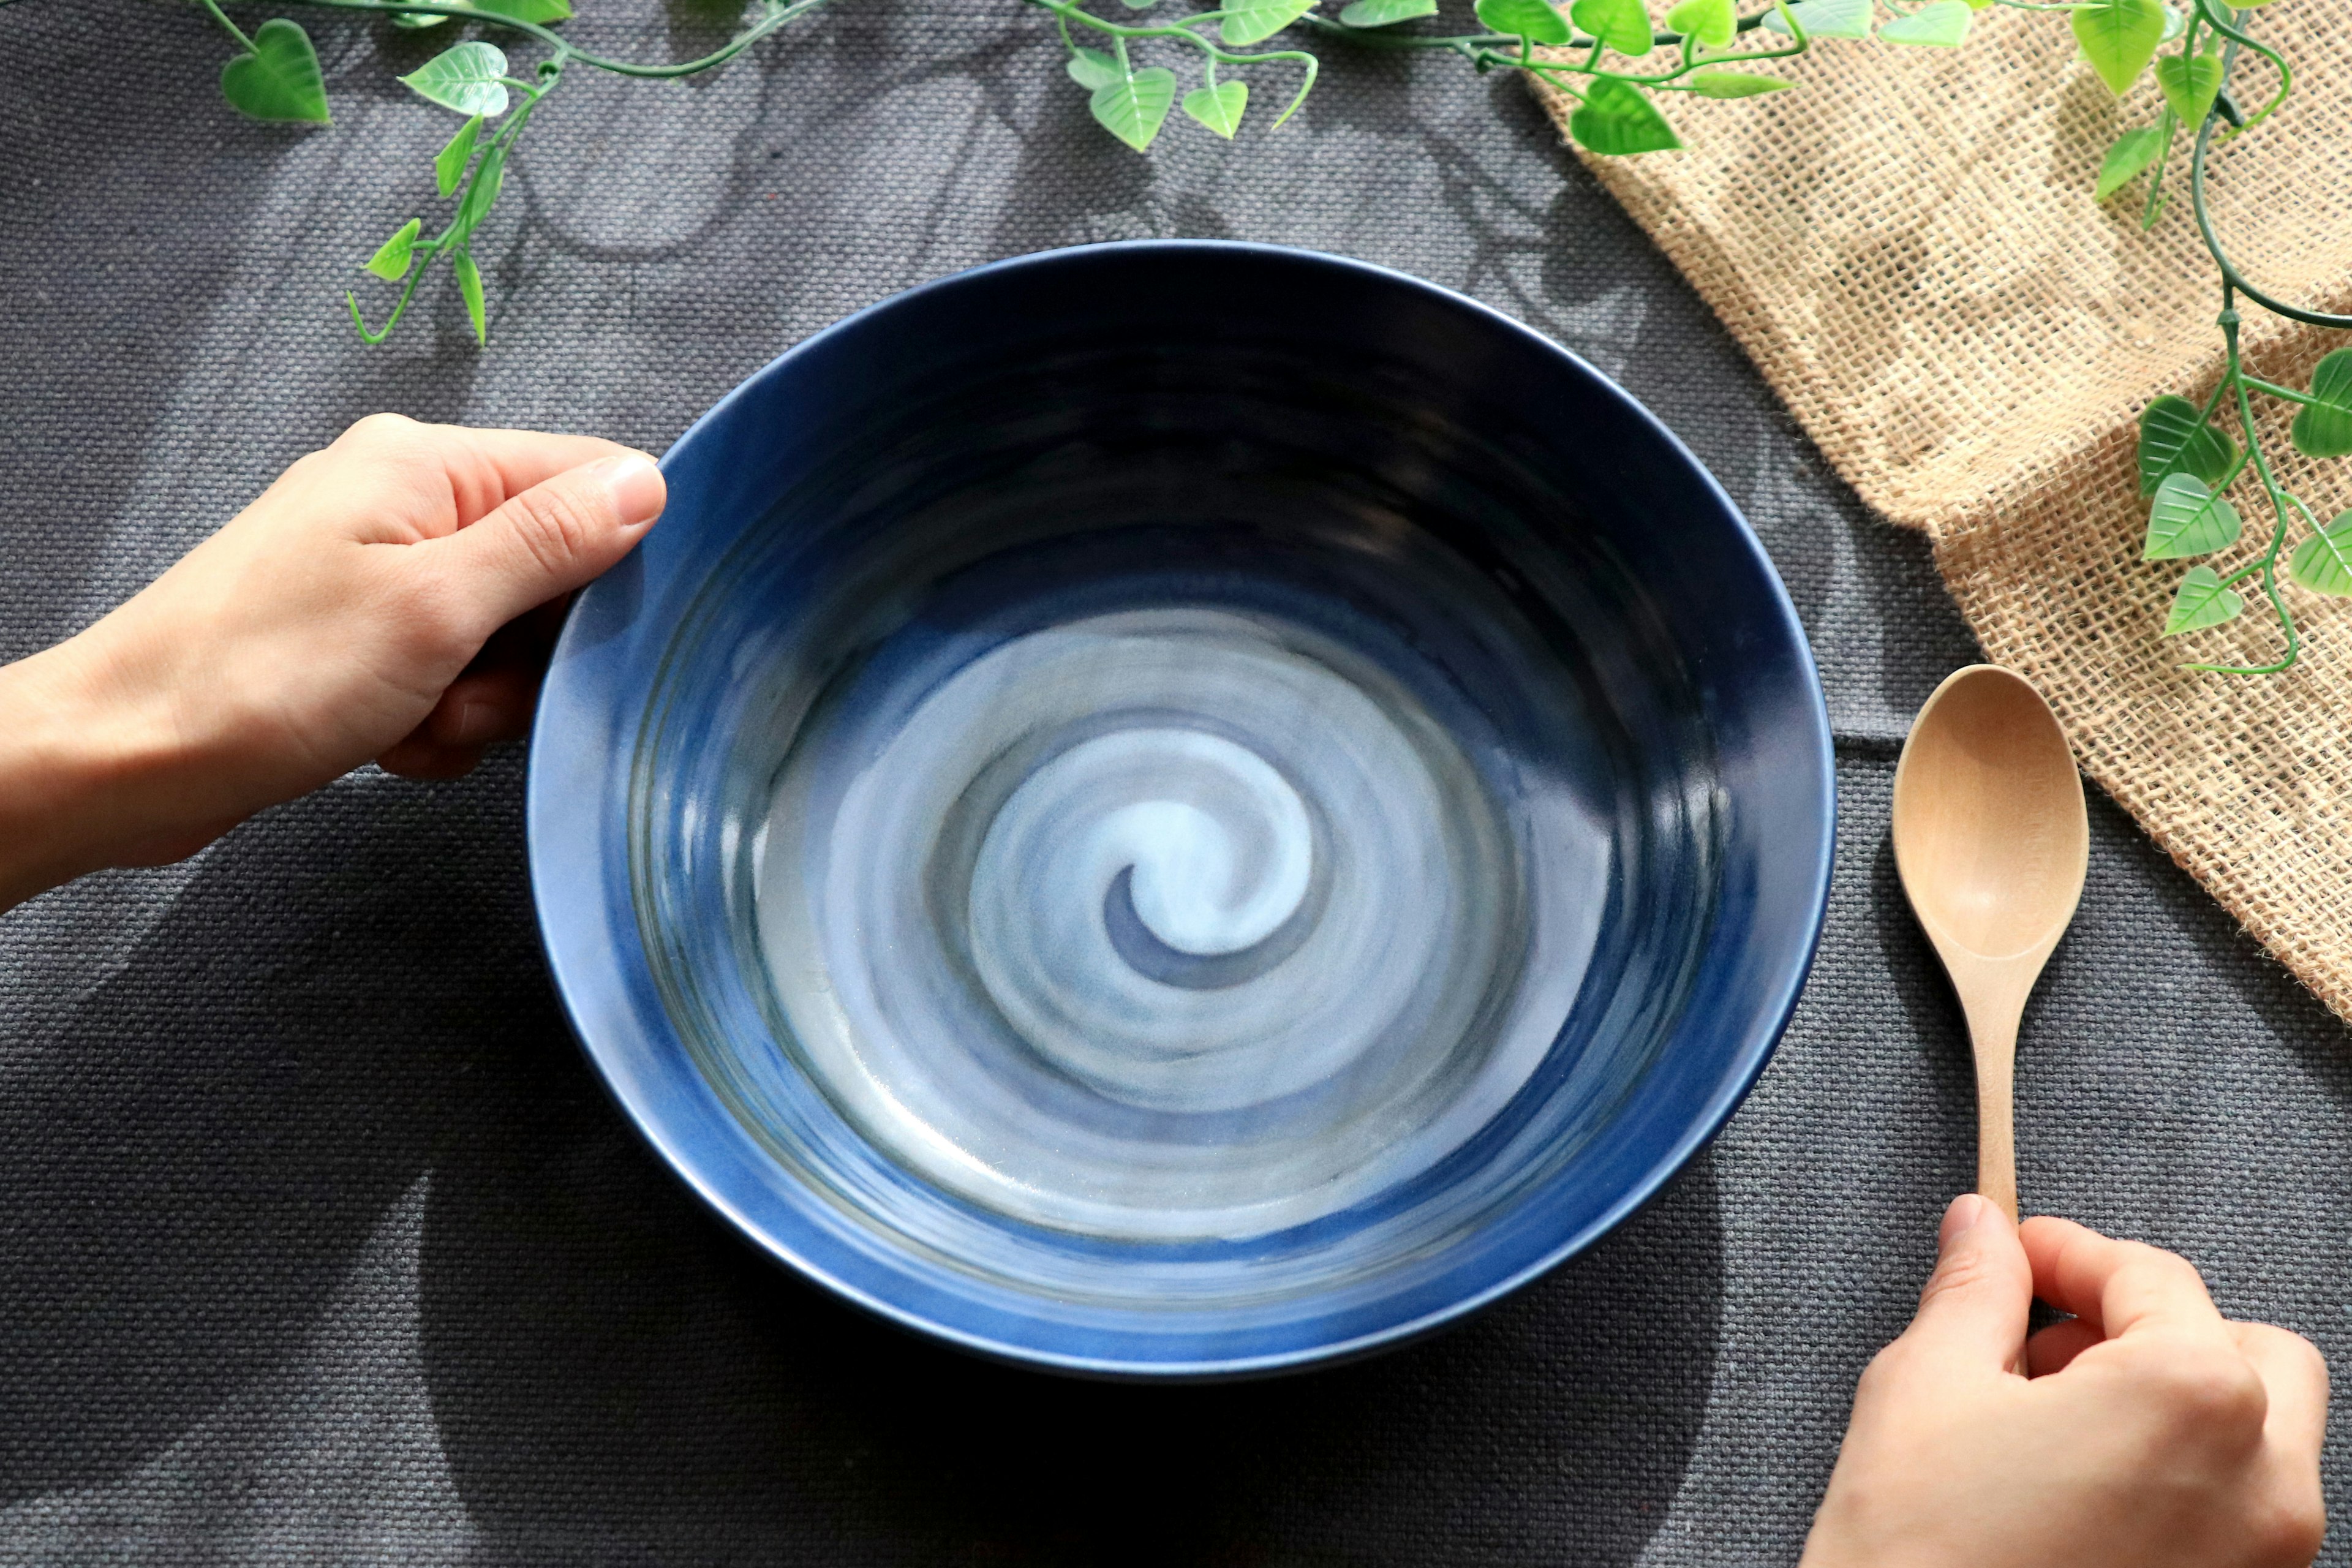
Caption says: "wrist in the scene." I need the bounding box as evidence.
[0,636,217,911]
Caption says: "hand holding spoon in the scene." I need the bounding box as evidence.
[1891,665,2088,1222]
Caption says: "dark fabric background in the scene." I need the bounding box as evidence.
[4,2,2350,1562]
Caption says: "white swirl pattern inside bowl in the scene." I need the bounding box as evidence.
[753,603,1608,1242]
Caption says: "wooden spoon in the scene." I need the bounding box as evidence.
[1891,665,2088,1223]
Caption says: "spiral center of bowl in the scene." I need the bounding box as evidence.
[984,728,1312,963]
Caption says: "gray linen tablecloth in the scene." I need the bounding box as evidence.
[7,2,2351,1562]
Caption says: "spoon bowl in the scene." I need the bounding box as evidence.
[1892,665,2088,1219]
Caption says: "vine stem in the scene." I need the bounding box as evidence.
[1231,1,1804,98]
[2188,34,2352,331]
[1292,7,1804,91]
[1295,6,1776,53]
[2184,291,2302,676]
[213,0,835,77]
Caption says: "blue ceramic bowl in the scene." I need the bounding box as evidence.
[529,241,1833,1377]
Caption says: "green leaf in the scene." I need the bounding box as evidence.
[1664,0,1735,45]
[1570,0,1653,55]
[1183,78,1249,137]
[435,115,484,198]
[2136,394,2235,494]
[2144,473,2243,560]
[2072,0,2165,96]
[1475,0,1573,42]
[399,41,511,118]
[218,18,331,124]
[2154,48,2222,126]
[1687,70,1794,96]
[2290,349,2352,459]
[1220,0,1317,44]
[1339,0,1439,23]
[1569,77,1681,156]
[472,0,573,20]
[1762,0,1874,41]
[391,12,451,28]
[454,250,488,346]
[365,218,423,282]
[453,142,508,239]
[2288,511,2352,597]
[1066,47,1120,90]
[1879,0,1970,45]
[2163,566,2244,634]
[1090,66,1178,151]
[2094,124,2167,202]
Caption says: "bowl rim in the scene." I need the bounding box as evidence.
[528,238,1836,1378]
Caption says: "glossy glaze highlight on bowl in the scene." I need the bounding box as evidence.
[529,241,1834,1377]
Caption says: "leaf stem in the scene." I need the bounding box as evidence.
[194,0,258,53]
[2241,375,2320,407]
[2137,112,2176,231]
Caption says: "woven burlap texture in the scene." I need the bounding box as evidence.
[1536,2,2352,1020]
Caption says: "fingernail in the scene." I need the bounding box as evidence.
[1939,1193,1994,1254]
[589,454,666,527]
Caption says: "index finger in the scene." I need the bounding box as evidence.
[2020,1216,2228,1339]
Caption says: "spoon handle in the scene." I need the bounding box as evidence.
[1964,1002,2020,1224]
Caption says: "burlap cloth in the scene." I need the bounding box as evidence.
[1535,2,2352,1020]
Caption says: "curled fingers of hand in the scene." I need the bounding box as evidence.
[2019,1216,2225,1338]
[417,663,542,750]
[376,734,488,781]
[2026,1316,2103,1378]
[380,595,575,769]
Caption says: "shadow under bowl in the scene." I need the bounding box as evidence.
[529,241,1834,1377]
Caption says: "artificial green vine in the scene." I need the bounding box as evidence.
[181,0,2352,670]
[2116,8,2352,675]
[189,0,831,344]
